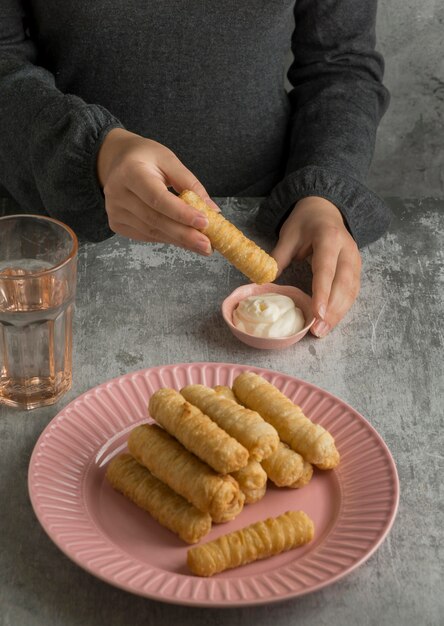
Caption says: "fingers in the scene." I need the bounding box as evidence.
[163,159,220,212]
[310,232,341,321]
[271,211,307,275]
[326,248,361,327]
[101,133,221,249]
[311,244,361,338]
[267,197,361,339]
[107,205,212,255]
[128,173,210,230]
[271,236,298,277]
[110,222,203,251]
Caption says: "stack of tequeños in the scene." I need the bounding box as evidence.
[106,371,340,574]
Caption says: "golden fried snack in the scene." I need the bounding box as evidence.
[128,424,244,523]
[106,453,212,544]
[231,460,267,504]
[187,510,314,576]
[149,388,249,474]
[180,190,278,285]
[261,441,304,487]
[233,372,340,470]
[213,385,237,402]
[180,384,279,462]
[290,459,314,489]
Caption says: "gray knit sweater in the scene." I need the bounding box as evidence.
[0,0,390,246]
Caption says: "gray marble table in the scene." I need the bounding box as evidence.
[1,197,442,626]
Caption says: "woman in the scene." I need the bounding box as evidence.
[0,0,390,337]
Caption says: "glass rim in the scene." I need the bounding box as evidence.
[0,214,78,279]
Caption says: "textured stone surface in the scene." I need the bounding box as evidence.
[0,198,443,626]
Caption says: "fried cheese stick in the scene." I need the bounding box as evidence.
[213,385,237,402]
[231,460,267,504]
[149,388,249,474]
[106,453,212,544]
[187,510,314,576]
[233,372,340,470]
[180,190,278,285]
[181,384,279,462]
[261,442,314,488]
[261,441,304,487]
[290,459,314,488]
[128,424,244,523]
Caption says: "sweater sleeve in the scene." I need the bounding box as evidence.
[0,0,123,241]
[256,0,391,248]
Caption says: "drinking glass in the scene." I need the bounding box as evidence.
[0,215,78,409]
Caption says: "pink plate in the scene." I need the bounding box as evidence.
[28,362,399,607]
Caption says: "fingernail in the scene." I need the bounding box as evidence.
[192,216,209,230]
[312,321,330,338]
[318,304,327,320]
[196,239,212,255]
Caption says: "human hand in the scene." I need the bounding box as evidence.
[97,128,219,254]
[271,196,361,337]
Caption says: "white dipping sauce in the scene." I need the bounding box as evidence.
[233,293,305,338]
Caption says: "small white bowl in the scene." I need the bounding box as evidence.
[221,283,315,350]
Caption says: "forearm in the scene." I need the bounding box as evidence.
[258,0,391,249]
[286,76,388,181]
[285,0,389,180]
[0,7,122,241]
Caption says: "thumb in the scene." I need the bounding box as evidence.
[166,161,220,212]
[271,236,298,277]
